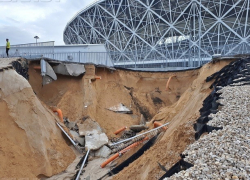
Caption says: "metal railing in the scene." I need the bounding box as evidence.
[0,41,54,48]
[0,51,114,67]
[0,51,212,70]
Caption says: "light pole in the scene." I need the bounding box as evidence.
[34,36,39,45]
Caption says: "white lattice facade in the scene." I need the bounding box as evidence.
[64,0,250,67]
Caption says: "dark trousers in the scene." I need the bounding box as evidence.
[6,48,10,57]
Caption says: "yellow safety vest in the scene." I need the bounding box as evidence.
[6,42,10,48]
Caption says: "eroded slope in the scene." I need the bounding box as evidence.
[0,69,75,178]
[29,63,198,137]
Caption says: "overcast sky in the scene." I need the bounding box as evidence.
[0,0,96,46]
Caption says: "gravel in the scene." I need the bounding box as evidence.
[165,85,250,180]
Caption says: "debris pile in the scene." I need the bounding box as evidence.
[63,117,110,154]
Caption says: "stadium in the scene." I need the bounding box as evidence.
[63,0,250,68]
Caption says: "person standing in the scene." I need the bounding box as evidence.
[6,39,10,57]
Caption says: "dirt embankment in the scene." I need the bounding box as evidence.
[112,60,233,180]
[0,69,75,179]
[28,60,233,179]
[29,63,197,138]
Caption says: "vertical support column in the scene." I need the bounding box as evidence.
[217,0,222,54]
[79,51,81,63]
[188,3,193,67]
[193,1,196,67]
[244,0,249,39]
[198,0,202,66]
[217,23,221,54]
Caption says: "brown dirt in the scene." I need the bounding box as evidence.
[112,60,233,180]
[0,69,75,178]
[29,63,197,138]
[28,60,233,179]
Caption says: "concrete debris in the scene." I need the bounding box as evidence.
[66,64,85,76]
[67,122,77,130]
[108,103,132,114]
[53,63,85,76]
[94,145,111,158]
[69,130,85,146]
[85,130,109,150]
[41,59,57,85]
[79,158,110,180]
[78,118,103,136]
[45,61,57,80]
[75,137,85,147]
[42,75,53,86]
[130,125,149,132]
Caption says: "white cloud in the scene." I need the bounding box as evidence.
[0,0,96,46]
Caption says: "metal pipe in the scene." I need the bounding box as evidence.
[56,122,77,146]
[110,122,169,147]
[75,149,90,180]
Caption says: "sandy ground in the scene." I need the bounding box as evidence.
[0,68,75,178]
[29,62,197,138]
[112,60,234,180]
[27,60,233,179]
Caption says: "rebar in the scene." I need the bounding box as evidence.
[110,122,169,147]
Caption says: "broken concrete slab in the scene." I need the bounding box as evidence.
[108,103,133,114]
[70,130,85,146]
[130,125,149,132]
[45,61,57,80]
[65,64,85,76]
[53,63,85,76]
[40,59,57,86]
[94,145,111,158]
[67,122,76,130]
[75,137,85,147]
[78,118,103,136]
[85,130,108,150]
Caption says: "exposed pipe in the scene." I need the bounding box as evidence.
[94,75,101,80]
[75,149,90,180]
[56,122,77,146]
[56,122,82,153]
[101,137,149,168]
[166,75,176,91]
[33,66,41,70]
[154,122,167,131]
[110,122,169,147]
[51,107,64,123]
[114,126,127,135]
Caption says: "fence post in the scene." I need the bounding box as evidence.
[79,51,80,63]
